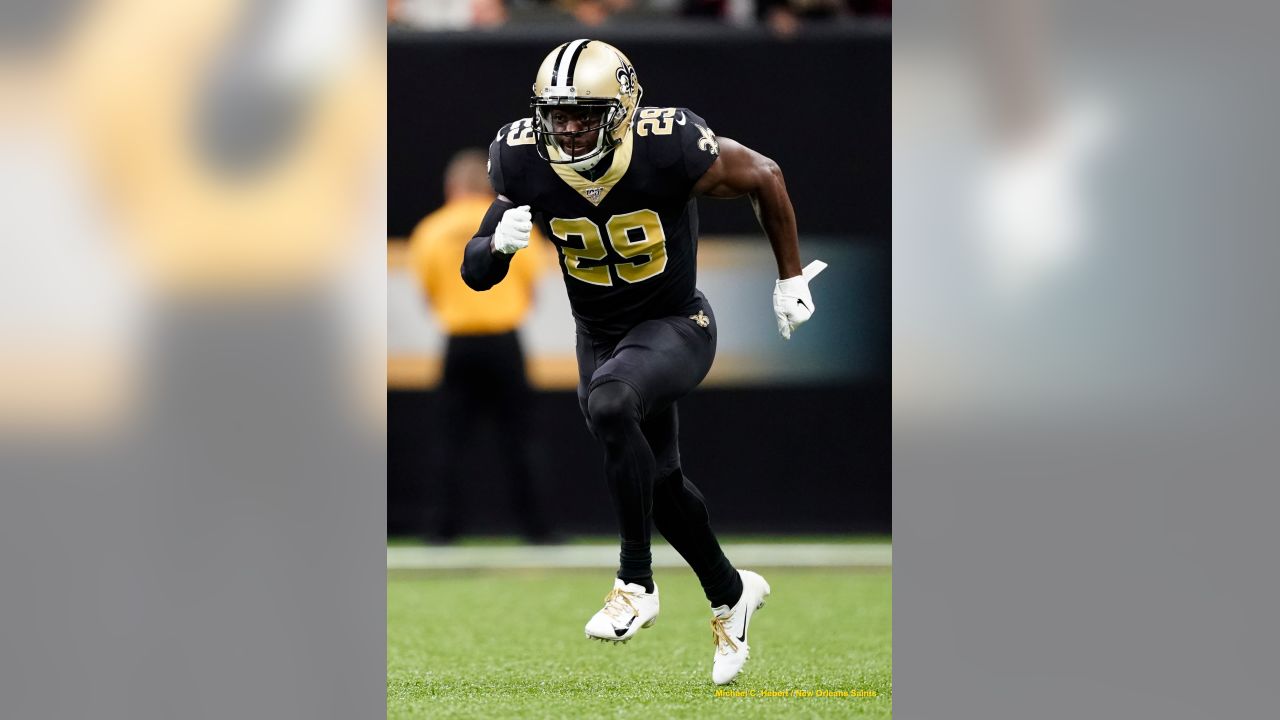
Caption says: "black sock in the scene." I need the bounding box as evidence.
[618,538,653,592]
[617,572,655,594]
[651,471,743,607]
[708,572,743,609]
[589,382,658,596]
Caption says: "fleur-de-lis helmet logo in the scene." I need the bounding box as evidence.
[615,64,635,96]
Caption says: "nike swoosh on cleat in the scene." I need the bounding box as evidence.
[796,299,809,310]
[736,610,749,644]
[614,616,637,636]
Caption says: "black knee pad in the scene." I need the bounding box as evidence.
[586,381,642,437]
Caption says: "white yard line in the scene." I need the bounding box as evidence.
[387,543,891,570]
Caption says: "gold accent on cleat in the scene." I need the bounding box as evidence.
[710,615,738,652]
[602,587,640,618]
[587,583,655,643]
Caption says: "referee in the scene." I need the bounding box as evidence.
[408,148,556,543]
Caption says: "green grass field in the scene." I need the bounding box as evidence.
[388,566,892,719]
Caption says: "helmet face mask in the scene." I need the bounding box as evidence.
[532,102,619,166]
[530,40,642,170]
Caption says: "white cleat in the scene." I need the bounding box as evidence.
[710,569,771,685]
[584,578,659,643]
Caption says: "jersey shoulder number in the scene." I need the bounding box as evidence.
[635,107,714,147]
[634,107,684,137]
[488,117,538,199]
[500,117,536,147]
[633,107,718,184]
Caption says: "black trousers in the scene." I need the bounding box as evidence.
[575,292,741,607]
[430,331,551,540]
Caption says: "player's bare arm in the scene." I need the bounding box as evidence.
[692,136,818,340]
[692,137,802,281]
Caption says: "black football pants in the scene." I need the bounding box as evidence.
[576,293,742,608]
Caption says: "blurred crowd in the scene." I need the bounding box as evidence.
[388,0,890,34]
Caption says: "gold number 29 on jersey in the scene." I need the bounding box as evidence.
[549,210,668,286]
[635,108,679,137]
[505,118,535,146]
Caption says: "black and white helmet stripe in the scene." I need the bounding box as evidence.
[551,39,592,88]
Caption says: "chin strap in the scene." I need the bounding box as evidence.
[558,134,610,171]
[566,152,609,173]
[541,117,614,170]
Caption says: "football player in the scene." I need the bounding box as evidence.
[461,39,815,685]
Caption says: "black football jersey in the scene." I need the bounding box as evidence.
[488,107,721,336]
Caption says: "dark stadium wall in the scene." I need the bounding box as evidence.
[388,26,890,240]
[388,384,891,536]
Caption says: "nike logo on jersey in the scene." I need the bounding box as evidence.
[676,111,687,125]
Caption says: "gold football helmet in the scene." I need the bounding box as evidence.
[530,39,643,169]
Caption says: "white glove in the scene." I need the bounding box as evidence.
[772,260,826,340]
[492,204,532,254]
[773,275,813,340]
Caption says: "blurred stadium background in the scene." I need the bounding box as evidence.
[2,2,386,717]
